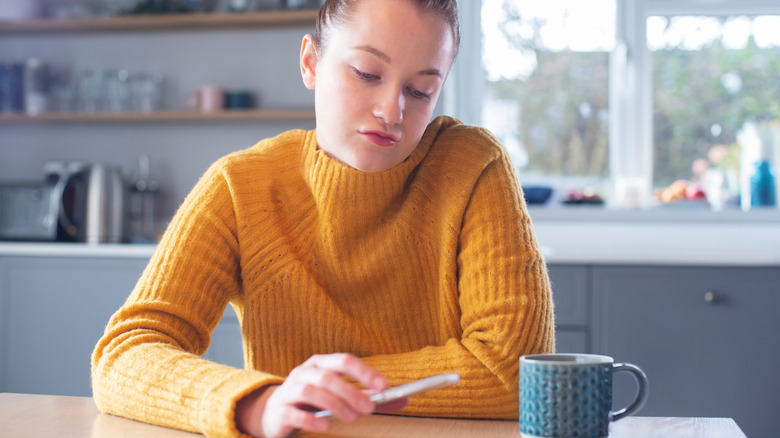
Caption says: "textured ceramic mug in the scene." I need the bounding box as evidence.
[519,354,648,438]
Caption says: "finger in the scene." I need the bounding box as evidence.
[295,382,362,422]
[308,368,379,416]
[286,366,361,401]
[290,354,389,417]
[279,368,368,419]
[307,353,389,392]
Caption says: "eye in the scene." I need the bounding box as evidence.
[353,68,378,80]
[408,87,432,100]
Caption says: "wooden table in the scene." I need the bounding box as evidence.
[0,393,747,438]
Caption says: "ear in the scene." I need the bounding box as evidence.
[300,33,319,90]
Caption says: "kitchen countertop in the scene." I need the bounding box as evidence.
[533,221,780,266]
[0,393,749,438]
[1,220,779,266]
[0,242,157,258]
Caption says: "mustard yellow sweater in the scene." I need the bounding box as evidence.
[91,116,554,438]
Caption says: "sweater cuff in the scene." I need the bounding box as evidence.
[198,369,285,438]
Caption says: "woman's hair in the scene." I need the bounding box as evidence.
[315,0,460,59]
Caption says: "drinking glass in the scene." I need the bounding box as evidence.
[76,68,105,112]
[131,71,164,112]
[105,69,131,112]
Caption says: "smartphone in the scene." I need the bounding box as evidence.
[313,373,460,419]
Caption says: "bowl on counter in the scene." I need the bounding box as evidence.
[522,185,554,205]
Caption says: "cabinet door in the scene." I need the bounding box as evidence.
[592,266,780,438]
[0,256,147,396]
[548,265,589,353]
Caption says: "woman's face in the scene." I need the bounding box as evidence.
[300,0,456,172]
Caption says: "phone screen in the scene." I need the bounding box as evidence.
[314,373,460,419]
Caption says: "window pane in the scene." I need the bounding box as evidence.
[650,15,780,188]
[481,0,615,181]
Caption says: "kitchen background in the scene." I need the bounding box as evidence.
[2,0,319,241]
[1,2,779,438]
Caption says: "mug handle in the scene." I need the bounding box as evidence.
[611,362,649,421]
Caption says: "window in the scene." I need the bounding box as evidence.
[451,0,780,211]
[649,14,780,197]
[481,0,614,183]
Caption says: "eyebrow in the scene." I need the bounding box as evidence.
[354,45,443,78]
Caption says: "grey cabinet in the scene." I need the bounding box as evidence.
[0,254,247,396]
[204,306,244,369]
[591,265,780,438]
[0,256,147,396]
[548,265,589,353]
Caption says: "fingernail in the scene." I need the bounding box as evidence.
[360,397,374,412]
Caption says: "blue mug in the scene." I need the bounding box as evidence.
[224,91,254,110]
[520,354,648,438]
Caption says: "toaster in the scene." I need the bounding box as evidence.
[0,180,61,240]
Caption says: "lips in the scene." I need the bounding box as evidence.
[361,131,399,147]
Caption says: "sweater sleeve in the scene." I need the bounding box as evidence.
[90,160,284,438]
[360,139,555,419]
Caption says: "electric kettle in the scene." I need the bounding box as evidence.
[47,161,127,244]
[83,163,126,244]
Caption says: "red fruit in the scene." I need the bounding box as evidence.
[685,183,707,200]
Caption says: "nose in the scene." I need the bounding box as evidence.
[373,85,404,125]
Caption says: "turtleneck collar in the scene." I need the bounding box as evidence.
[301,116,456,221]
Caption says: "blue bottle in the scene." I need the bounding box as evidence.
[750,160,776,207]
[0,62,24,113]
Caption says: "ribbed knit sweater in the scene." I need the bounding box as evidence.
[91,116,555,438]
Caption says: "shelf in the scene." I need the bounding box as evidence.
[0,10,318,34]
[0,109,316,123]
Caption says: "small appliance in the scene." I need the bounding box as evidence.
[0,162,127,243]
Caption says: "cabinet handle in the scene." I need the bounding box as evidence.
[704,290,717,304]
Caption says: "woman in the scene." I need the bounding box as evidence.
[91,0,555,437]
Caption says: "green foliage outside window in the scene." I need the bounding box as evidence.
[653,36,780,187]
[489,4,780,189]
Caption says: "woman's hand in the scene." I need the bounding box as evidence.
[235,353,397,438]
